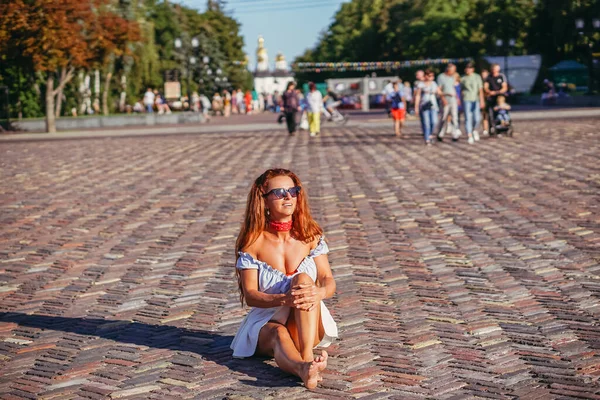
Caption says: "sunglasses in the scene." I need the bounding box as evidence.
[262,186,301,199]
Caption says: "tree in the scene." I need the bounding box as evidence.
[92,3,141,115]
[0,0,140,132]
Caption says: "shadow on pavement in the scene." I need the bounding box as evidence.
[0,312,297,389]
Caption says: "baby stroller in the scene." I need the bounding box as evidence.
[487,98,513,137]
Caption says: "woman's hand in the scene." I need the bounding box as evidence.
[289,283,321,311]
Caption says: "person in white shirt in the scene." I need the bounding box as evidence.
[305,82,323,137]
[143,88,155,113]
[382,80,395,116]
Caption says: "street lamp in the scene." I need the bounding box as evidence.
[575,18,600,92]
[174,37,202,109]
[496,37,516,83]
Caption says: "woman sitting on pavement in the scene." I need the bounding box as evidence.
[231,168,338,389]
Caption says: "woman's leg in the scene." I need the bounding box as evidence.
[286,273,323,361]
[431,109,439,139]
[420,109,428,142]
[256,322,320,389]
[465,101,474,135]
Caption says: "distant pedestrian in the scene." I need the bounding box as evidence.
[382,80,394,116]
[245,90,253,114]
[483,64,508,136]
[480,69,490,135]
[231,89,238,114]
[461,62,485,144]
[413,70,425,95]
[223,90,232,117]
[236,89,244,113]
[387,81,406,137]
[403,81,413,114]
[143,88,155,113]
[274,90,282,113]
[282,82,300,135]
[415,69,442,145]
[212,92,223,116]
[436,63,461,141]
[200,93,211,121]
[305,82,323,137]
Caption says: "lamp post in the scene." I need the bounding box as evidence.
[575,18,599,92]
[174,37,200,109]
[496,38,516,84]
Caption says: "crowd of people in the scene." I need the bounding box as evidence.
[383,62,511,145]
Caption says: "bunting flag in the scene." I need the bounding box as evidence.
[291,58,473,72]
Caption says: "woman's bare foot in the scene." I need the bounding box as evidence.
[300,361,320,389]
[313,350,328,372]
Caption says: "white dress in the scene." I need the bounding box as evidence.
[230,236,339,358]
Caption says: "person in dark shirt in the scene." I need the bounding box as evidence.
[483,64,508,135]
[281,82,300,135]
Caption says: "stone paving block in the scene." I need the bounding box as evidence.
[1,119,600,398]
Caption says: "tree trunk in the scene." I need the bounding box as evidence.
[46,76,56,133]
[55,87,63,118]
[55,68,67,118]
[102,71,112,116]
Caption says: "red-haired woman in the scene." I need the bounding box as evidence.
[231,168,338,389]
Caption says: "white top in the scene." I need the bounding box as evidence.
[417,81,440,110]
[382,82,394,96]
[305,91,323,113]
[230,236,338,358]
[143,91,155,106]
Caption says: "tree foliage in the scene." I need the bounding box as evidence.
[295,0,598,85]
[0,0,251,127]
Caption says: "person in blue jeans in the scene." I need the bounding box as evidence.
[460,62,485,144]
[414,69,442,145]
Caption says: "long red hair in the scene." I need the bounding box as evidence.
[235,168,323,305]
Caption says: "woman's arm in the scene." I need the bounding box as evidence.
[414,89,421,114]
[289,253,336,312]
[240,269,292,308]
[314,254,336,301]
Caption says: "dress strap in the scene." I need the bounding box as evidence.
[236,252,260,270]
[309,236,329,258]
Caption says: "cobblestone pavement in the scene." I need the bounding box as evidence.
[1,119,599,399]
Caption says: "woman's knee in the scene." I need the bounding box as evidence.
[292,272,314,286]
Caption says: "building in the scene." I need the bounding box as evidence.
[253,36,294,94]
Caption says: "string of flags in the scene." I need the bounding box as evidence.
[291,58,473,72]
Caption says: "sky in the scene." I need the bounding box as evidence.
[179,0,348,70]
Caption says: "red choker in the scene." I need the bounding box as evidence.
[268,220,293,231]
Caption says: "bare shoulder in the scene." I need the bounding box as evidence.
[309,235,322,251]
[241,233,264,257]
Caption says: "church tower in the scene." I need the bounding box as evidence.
[256,35,269,72]
[275,52,288,71]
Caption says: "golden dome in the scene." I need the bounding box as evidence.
[275,52,285,62]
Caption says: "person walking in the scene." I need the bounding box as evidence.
[403,81,413,114]
[415,69,442,145]
[245,90,253,114]
[436,63,461,142]
[480,69,490,135]
[282,82,300,135]
[461,62,485,144]
[236,88,244,114]
[483,64,508,136]
[382,80,394,117]
[387,81,406,137]
[305,82,323,137]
